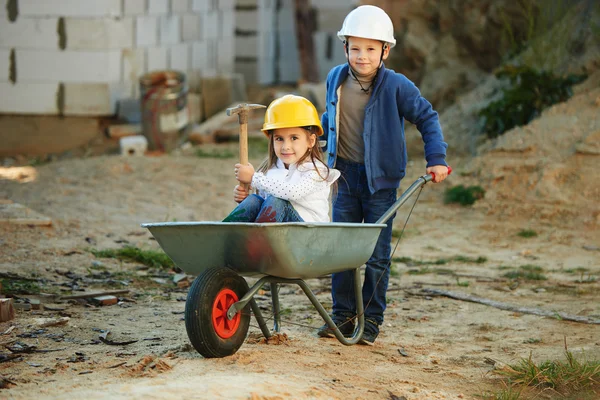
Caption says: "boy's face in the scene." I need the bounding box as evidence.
[272,127,316,168]
[345,36,389,75]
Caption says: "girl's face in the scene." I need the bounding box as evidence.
[345,36,389,75]
[272,127,316,168]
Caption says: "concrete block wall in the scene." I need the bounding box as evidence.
[0,0,236,116]
[234,0,355,85]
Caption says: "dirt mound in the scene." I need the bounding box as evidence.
[468,69,600,228]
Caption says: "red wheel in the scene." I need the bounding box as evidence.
[185,267,250,358]
[212,289,241,339]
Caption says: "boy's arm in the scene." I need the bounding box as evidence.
[398,78,448,168]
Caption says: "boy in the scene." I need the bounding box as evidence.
[319,5,449,345]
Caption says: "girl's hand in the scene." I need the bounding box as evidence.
[233,184,250,203]
[235,163,255,184]
[426,165,449,183]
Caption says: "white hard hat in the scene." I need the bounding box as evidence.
[337,5,396,48]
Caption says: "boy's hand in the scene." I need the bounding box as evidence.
[426,165,449,183]
[235,163,255,184]
[233,184,250,203]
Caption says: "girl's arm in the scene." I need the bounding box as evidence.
[251,169,332,201]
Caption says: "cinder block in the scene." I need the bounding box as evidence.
[159,16,181,45]
[258,31,276,61]
[234,36,258,58]
[235,10,257,32]
[218,0,235,10]
[182,15,201,41]
[191,41,207,71]
[235,61,257,85]
[18,50,122,83]
[236,0,258,7]
[123,48,146,83]
[192,0,210,12]
[66,18,134,50]
[277,6,295,33]
[146,47,169,71]
[170,43,189,71]
[63,82,132,116]
[310,0,354,9]
[258,57,275,85]
[120,136,148,156]
[220,10,235,38]
[0,18,59,49]
[171,0,190,13]
[136,16,159,47]
[0,82,59,114]
[124,0,147,16]
[117,98,142,123]
[19,0,122,17]
[217,37,234,73]
[148,0,169,15]
[315,31,346,80]
[316,8,350,33]
[0,49,10,82]
[202,10,219,40]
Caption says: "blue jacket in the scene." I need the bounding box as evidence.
[321,63,448,193]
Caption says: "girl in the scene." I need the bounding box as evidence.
[223,95,340,223]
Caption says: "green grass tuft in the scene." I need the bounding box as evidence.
[90,246,174,269]
[444,185,485,206]
[517,229,538,238]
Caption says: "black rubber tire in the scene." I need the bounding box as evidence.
[184,266,250,358]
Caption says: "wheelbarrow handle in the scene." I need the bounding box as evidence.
[376,166,452,225]
[428,165,453,183]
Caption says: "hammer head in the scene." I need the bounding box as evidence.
[226,103,266,119]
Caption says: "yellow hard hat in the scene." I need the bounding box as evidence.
[262,95,324,136]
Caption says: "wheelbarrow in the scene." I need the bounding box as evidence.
[142,171,447,358]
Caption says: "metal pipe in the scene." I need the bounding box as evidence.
[376,175,431,225]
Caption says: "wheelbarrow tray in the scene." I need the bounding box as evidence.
[141,221,386,279]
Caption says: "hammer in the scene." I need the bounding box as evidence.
[226,103,266,191]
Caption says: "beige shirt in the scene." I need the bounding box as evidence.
[338,69,376,163]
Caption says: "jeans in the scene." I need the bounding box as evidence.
[222,194,304,223]
[331,158,396,326]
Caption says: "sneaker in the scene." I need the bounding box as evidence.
[317,315,355,338]
[358,318,379,346]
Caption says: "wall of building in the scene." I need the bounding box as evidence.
[234,0,354,86]
[0,0,235,115]
[0,0,354,116]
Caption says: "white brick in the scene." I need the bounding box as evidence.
[202,11,219,40]
[124,0,147,15]
[218,0,235,10]
[19,0,122,17]
[235,36,258,58]
[192,0,210,12]
[171,0,190,13]
[258,57,275,85]
[147,47,169,71]
[191,42,207,70]
[0,18,58,49]
[0,49,11,82]
[182,15,201,41]
[0,82,58,114]
[18,50,122,83]
[258,31,275,60]
[235,10,257,32]
[123,48,147,82]
[277,6,295,33]
[311,0,355,9]
[63,83,132,116]
[220,10,235,38]
[136,16,159,47]
[315,31,345,80]
[159,16,180,45]
[278,32,299,82]
[236,0,258,7]
[148,0,169,15]
[192,40,217,75]
[169,43,189,71]
[66,18,134,50]
[235,60,258,85]
[217,37,233,73]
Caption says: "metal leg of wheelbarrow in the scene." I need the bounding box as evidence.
[270,283,281,333]
[227,270,365,345]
